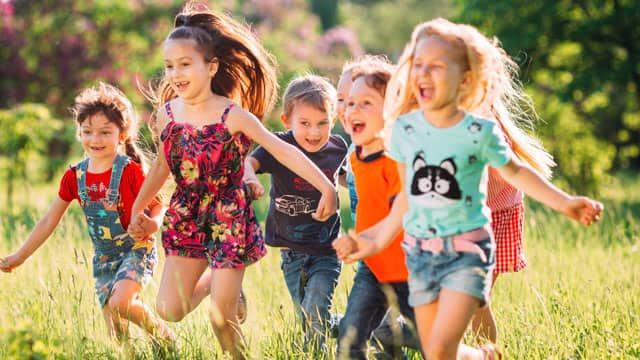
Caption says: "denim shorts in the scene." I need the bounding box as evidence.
[402,236,495,307]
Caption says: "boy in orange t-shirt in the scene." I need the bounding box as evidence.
[333,63,419,359]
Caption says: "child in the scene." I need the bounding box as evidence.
[334,18,603,359]
[129,5,337,358]
[334,60,421,360]
[0,82,174,344]
[245,74,347,351]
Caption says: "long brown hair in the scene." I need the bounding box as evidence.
[150,2,278,125]
[70,82,148,170]
[385,18,555,178]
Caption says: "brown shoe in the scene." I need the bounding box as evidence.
[237,290,247,324]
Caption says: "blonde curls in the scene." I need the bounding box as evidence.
[384,18,555,178]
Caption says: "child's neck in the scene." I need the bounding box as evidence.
[422,105,465,129]
[360,138,385,157]
[87,153,118,173]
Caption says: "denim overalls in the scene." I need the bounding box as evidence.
[77,155,156,307]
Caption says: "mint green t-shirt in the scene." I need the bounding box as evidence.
[388,110,511,238]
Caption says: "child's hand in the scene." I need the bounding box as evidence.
[129,213,158,241]
[562,196,604,226]
[312,191,337,222]
[333,229,378,264]
[332,232,357,260]
[245,180,265,200]
[0,254,24,273]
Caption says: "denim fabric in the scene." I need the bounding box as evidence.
[337,263,419,360]
[403,237,495,307]
[280,249,341,350]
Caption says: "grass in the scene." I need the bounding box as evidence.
[0,174,639,359]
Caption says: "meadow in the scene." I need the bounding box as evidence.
[0,173,638,359]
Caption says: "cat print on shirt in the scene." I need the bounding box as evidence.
[410,152,462,208]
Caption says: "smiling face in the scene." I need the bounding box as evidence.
[79,112,123,162]
[409,35,468,116]
[336,70,353,134]
[345,76,385,151]
[163,38,217,103]
[283,101,333,153]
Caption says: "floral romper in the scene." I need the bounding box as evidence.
[77,155,157,307]
[160,102,266,268]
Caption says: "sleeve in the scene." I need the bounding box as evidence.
[388,120,406,163]
[250,145,276,174]
[123,162,158,210]
[58,168,78,202]
[482,123,511,168]
[384,158,401,210]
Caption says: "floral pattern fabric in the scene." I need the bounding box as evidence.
[160,103,266,268]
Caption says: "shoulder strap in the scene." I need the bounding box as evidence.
[106,155,129,201]
[76,158,90,202]
[164,102,175,122]
[220,103,235,123]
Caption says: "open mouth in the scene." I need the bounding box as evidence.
[350,120,366,134]
[418,84,434,100]
[305,138,322,147]
[90,146,106,151]
[174,81,189,92]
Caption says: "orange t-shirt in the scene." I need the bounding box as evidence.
[351,148,408,282]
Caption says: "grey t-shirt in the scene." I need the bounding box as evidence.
[252,131,347,255]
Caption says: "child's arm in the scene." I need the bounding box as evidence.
[497,158,603,225]
[130,112,171,231]
[243,157,265,200]
[227,109,337,221]
[0,198,70,272]
[333,163,407,262]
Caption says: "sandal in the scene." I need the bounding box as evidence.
[479,344,503,360]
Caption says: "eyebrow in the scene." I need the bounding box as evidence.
[165,56,192,62]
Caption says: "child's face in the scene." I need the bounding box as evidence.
[409,35,468,114]
[79,112,123,161]
[336,71,353,133]
[163,38,217,102]
[345,76,385,148]
[283,102,333,153]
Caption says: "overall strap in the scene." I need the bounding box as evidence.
[105,155,129,203]
[164,102,175,122]
[220,103,235,123]
[76,158,91,204]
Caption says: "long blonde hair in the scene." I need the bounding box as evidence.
[385,18,554,178]
[149,2,278,129]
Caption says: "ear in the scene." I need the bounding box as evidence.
[440,158,457,175]
[413,152,427,172]
[459,70,473,95]
[280,114,291,129]
[208,58,219,77]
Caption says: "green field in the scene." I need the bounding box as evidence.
[1,175,638,359]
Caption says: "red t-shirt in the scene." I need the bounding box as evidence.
[58,161,145,230]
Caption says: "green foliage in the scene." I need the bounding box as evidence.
[455,0,640,169]
[0,103,73,204]
[3,320,67,359]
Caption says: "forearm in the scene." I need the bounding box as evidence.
[499,160,571,212]
[133,160,169,215]
[16,214,59,260]
[272,143,333,194]
[370,191,407,252]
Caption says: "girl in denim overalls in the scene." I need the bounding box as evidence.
[334,19,603,360]
[0,83,175,344]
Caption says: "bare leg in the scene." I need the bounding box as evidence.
[156,256,209,322]
[209,268,246,359]
[414,289,487,360]
[102,306,129,342]
[471,274,499,342]
[107,279,175,341]
[191,270,248,324]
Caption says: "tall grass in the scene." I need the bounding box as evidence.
[0,175,638,359]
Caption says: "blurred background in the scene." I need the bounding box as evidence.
[1,0,638,204]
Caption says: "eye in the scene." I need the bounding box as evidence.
[101,131,111,136]
[301,121,310,127]
[347,101,355,107]
[418,177,432,193]
[165,64,173,70]
[82,130,91,135]
[434,179,450,194]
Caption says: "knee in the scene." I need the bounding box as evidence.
[107,294,132,316]
[156,301,187,322]
[209,297,237,329]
